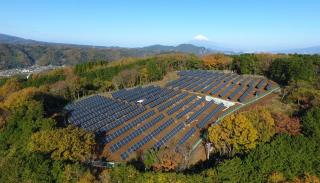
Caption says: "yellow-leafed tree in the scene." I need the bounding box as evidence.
[29,126,95,162]
[202,53,233,70]
[243,107,276,143]
[208,113,258,156]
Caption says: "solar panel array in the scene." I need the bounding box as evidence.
[66,96,148,133]
[176,98,205,119]
[103,110,156,144]
[178,127,196,145]
[153,123,185,149]
[64,69,277,161]
[197,104,225,128]
[121,118,175,160]
[109,114,165,153]
[167,70,274,103]
[186,101,215,124]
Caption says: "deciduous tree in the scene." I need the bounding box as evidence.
[272,112,300,136]
[202,53,233,70]
[208,113,258,156]
[243,107,276,143]
[29,126,95,162]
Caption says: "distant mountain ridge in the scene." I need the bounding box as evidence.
[0,33,319,70]
[0,33,211,70]
[279,46,320,54]
[0,33,40,45]
[142,44,210,55]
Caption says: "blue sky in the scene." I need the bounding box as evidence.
[0,0,319,50]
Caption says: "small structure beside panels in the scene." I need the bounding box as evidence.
[64,70,278,161]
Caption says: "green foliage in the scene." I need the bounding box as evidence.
[0,77,22,99]
[0,152,54,183]
[0,93,57,182]
[146,60,162,81]
[24,69,66,87]
[268,56,317,85]
[0,100,55,152]
[143,149,159,170]
[232,54,262,75]
[302,107,320,140]
[0,88,90,182]
[108,164,208,183]
[283,81,320,110]
[51,161,87,183]
[237,134,320,182]
[215,157,249,183]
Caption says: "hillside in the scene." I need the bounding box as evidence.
[0,34,210,70]
[0,53,319,182]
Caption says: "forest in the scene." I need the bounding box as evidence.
[0,52,319,183]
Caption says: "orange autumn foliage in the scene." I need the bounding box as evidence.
[202,53,233,69]
[272,112,301,136]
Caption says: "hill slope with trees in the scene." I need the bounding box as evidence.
[0,34,211,70]
[0,53,319,182]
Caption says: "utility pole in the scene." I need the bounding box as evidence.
[205,142,213,160]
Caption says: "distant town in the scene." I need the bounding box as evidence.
[0,65,65,77]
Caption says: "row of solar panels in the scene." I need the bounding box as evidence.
[66,96,149,133]
[178,70,224,78]
[104,100,223,152]
[65,95,107,110]
[178,70,273,91]
[111,86,226,130]
[112,86,180,106]
[110,114,165,153]
[168,71,273,103]
[108,115,198,160]
[118,104,218,161]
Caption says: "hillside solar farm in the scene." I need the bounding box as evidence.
[64,70,279,161]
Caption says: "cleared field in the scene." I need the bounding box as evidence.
[64,70,278,161]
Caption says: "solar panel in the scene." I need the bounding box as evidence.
[256,79,267,89]
[148,90,179,108]
[177,127,196,145]
[185,101,215,124]
[231,76,243,84]
[202,79,223,93]
[177,78,197,89]
[110,114,164,152]
[197,103,225,128]
[167,95,197,115]
[218,83,236,98]
[210,81,229,95]
[157,93,188,112]
[265,83,272,91]
[238,87,255,103]
[247,79,259,88]
[192,78,215,92]
[103,110,156,144]
[153,123,185,149]
[227,84,243,100]
[176,98,205,119]
[99,106,145,133]
[120,118,174,160]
